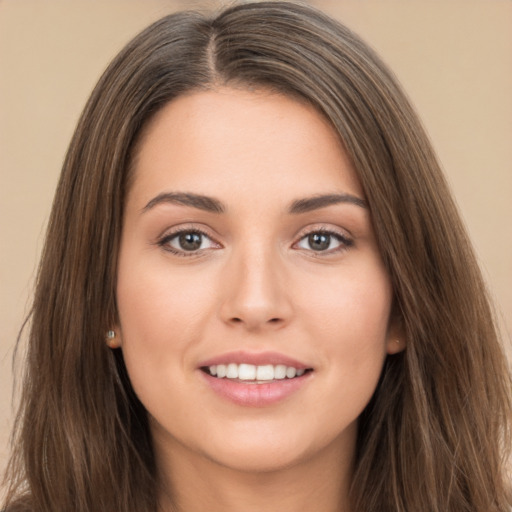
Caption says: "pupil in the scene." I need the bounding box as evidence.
[309,233,330,251]
[179,232,202,251]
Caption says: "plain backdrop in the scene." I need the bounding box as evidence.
[1,0,511,473]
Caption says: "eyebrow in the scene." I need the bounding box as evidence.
[141,191,367,215]
[288,193,367,213]
[142,192,225,214]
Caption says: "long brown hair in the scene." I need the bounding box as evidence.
[3,2,511,511]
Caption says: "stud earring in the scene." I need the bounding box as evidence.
[106,330,119,348]
[387,338,404,354]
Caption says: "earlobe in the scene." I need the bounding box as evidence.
[386,309,406,354]
[106,329,122,349]
[386,337,406,355]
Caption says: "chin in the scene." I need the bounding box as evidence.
[206,442,311,474]
[198,423,346,475]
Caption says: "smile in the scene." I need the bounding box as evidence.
[203,363,310,382]
[198,353,314,406]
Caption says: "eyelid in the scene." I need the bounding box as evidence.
[156,224,222,256]
[292,225,354,254]
[154,222,353,257]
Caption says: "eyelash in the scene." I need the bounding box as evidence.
[294,228,354,255]
[157,226,354,257]
[157,227,217,257]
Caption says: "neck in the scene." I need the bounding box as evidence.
[155,433,355,512]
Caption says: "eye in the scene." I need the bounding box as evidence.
[159,229,219,255]
[295,230,352,253]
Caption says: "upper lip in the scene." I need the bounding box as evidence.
[198,351,312,370]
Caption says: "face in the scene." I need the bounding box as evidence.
[116,87,400,475]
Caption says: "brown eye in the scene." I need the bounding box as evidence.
[295,230,353,253]
[308,233,331,251]
[160,229,218,255]
[178,232,203,251]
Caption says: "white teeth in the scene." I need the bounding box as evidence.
[274,365,287,379]
[256,364,274,380]
[226,363,238,378]
[286,367,297,379]
[238,364,256,380]
[207,363,308,381]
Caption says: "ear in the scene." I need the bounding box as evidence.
[386,336,406,355]
[385,313,406,355]
[106,329,122,349]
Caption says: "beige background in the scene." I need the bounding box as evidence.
[1,0,511,474]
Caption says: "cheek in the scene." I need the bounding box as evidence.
[115,252,220,394]
[302,261,392,343]
[117,254,215,339]
[314,286,390,435]
[300,260,392,389]
[115,261,218,425]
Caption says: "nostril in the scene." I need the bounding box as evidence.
[229,316,282,326]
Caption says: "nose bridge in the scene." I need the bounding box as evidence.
[220,236,292,330]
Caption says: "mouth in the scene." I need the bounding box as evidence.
[201,363,313,384]
[198,351,314,405]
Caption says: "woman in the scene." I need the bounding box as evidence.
[2,2,511,511]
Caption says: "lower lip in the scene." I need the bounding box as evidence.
[200,371,312,407]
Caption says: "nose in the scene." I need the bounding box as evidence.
[219,246,293,332]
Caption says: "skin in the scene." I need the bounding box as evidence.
[115,87,403,512]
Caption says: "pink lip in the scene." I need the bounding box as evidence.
[199,370,312,407]
[197,351,314,407]
[198,350,311,370]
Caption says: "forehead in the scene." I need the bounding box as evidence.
[128,87,363,208]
